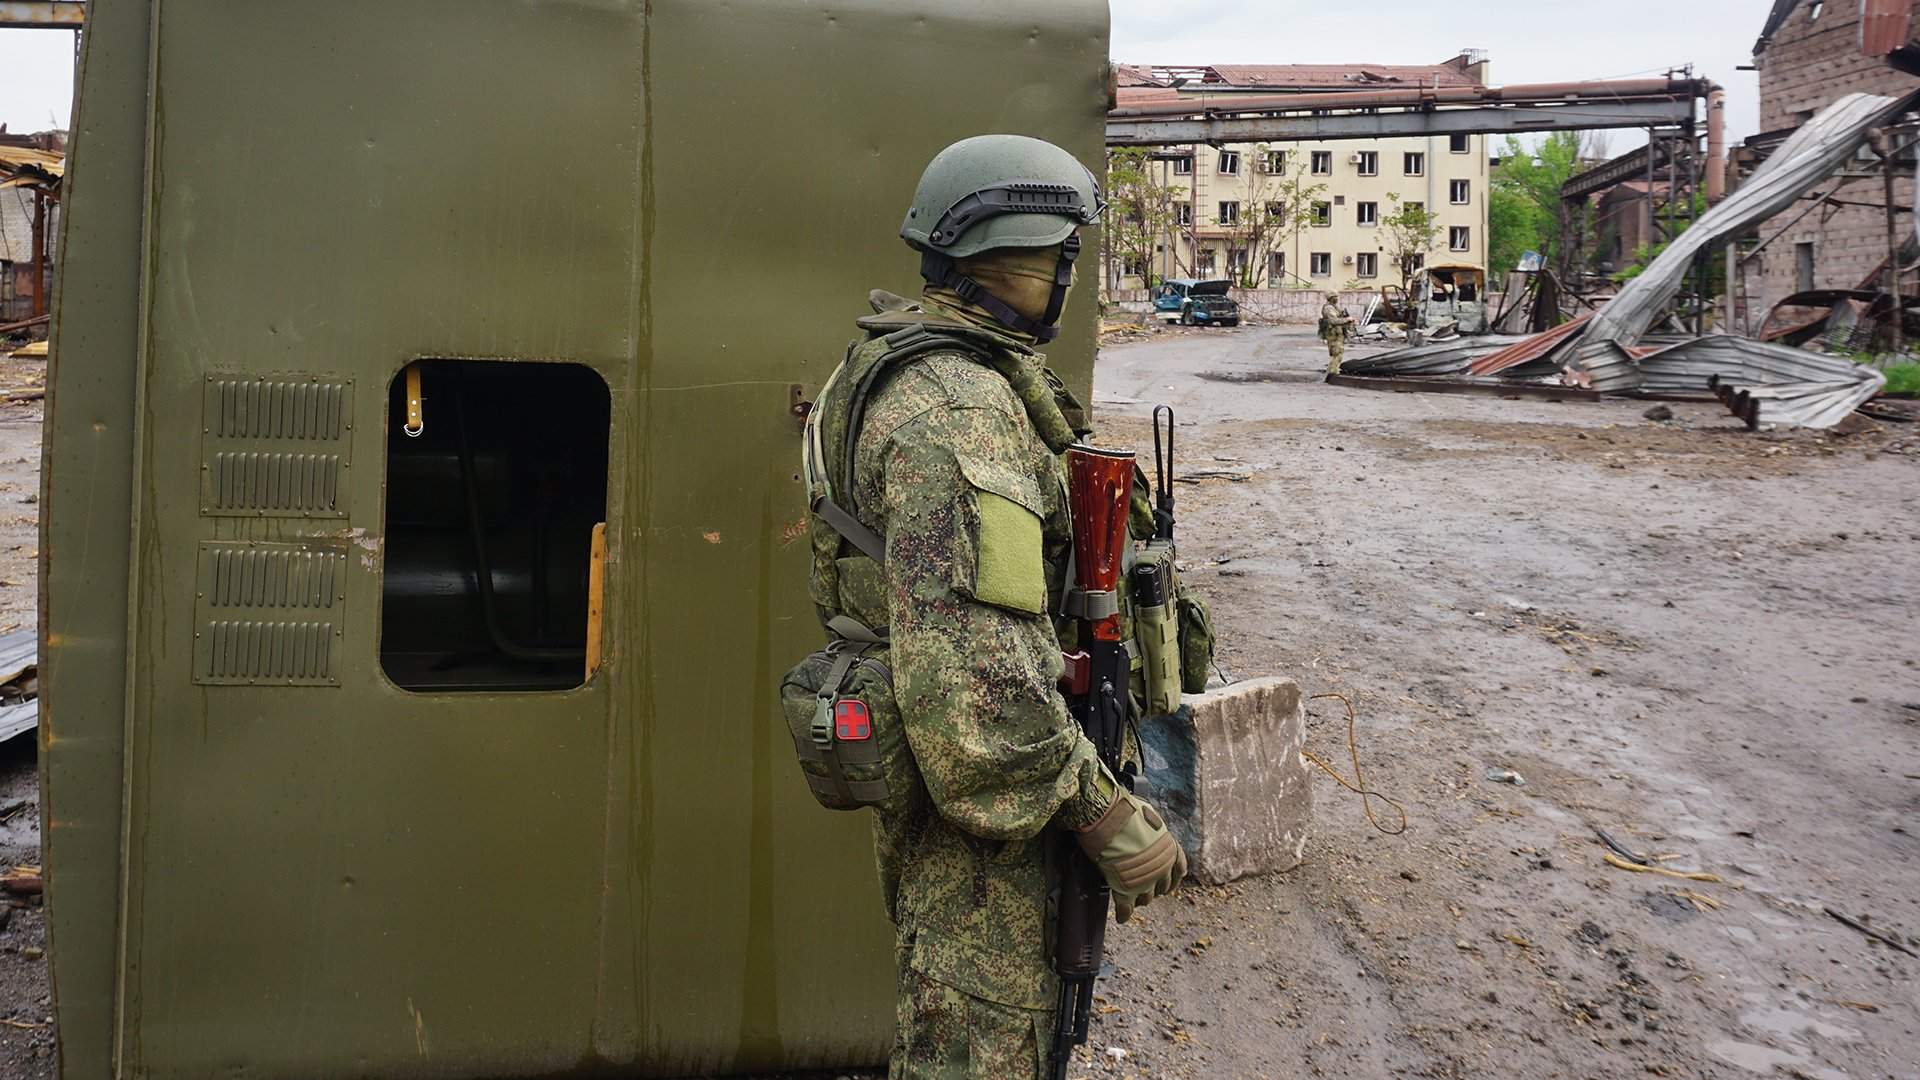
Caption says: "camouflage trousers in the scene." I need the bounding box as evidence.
[1325,334,1346,375]
[890,937,1057,1079]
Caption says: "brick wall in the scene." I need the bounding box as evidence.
[1752,3,1915,316]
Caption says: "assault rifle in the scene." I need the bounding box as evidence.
[1049,444,1136,1080]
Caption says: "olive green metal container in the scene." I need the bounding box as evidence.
[39,3,1108,1075]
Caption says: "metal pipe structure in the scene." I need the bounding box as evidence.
[1108,78,1710,147]
[1706,85,1728,202]
[0,0,82,27]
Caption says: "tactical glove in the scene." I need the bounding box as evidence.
[1076,789,1187,923]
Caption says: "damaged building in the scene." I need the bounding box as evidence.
[1106,55,1491,290]
[1748,0,1919,314]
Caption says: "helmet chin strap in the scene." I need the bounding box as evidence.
[920,233,1081,344]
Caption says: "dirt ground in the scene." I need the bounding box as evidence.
[0,332,1917,1079]
[0,350,48,1080]
[1084,326,1920,1079]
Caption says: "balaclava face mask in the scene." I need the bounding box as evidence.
[925,243,1074,345]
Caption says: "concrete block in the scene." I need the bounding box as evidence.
[1136,676,1312,886]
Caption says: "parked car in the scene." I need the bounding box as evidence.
[1152,278,1240,326]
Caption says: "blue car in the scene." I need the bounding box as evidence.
[1152,278,1241,327]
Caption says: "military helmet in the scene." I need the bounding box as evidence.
[901,134,1104,258]
[901,135,1102,343]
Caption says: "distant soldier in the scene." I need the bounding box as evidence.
[798,135,1186,1078]
[1320,291,1355,376]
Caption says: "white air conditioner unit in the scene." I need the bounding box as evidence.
[1343,254,1355,265]
[1348,153,1365,165]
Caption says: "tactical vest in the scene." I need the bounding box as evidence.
[782,303,1078,814]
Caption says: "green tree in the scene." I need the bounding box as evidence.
[1381,193,1440,289]
[1103,148,1181,288]
[1490,131,1602,279]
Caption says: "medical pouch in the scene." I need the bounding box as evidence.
[780,635,917,816]
[1177,588,1216,695]
[1130,541,1182,717]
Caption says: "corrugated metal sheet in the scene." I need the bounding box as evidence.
[1342,336,1527,377]
[1862,0,1914,56]
[0,626,34,744]
[1582,92,1915,350]
[1469,312,1595,375]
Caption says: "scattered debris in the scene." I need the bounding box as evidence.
[1603,853,1721,883]
[0,865,41,896]
[1824,907,1919,957]
[1642,404,1675,422]
[1485,768,1526,786]
[0,626,35,744]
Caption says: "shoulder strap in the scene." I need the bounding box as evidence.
[811,324,993,567]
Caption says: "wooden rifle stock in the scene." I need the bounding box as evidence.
[1049,444,1136,1080]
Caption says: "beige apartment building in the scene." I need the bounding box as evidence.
[1108,59,1492,292]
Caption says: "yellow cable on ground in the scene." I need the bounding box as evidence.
[1303,692,1408,836]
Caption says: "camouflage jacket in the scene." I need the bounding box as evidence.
[823,296,1110,1007]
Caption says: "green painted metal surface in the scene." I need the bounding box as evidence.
[40,2,1109,1076]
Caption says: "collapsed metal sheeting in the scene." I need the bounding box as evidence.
[1715,378,1890,430]
[1622,335,1887,428]
[1583,91,1917,348]
[1342,335,1529,377]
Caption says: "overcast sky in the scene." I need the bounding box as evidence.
[1,3,1765,141]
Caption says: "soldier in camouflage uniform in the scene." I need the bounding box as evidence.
[1320,291,1355,376]
[809,135,1186,1078]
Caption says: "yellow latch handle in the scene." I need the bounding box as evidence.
[584,522,608,681]
[403,364,425,437]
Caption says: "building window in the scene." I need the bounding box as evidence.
[1263,150,1287,174]
[1310,252,1332,277]
[381,360,612,693]
[1356,252,1378,278]
[1450,179,1471,204]
[1218,150,1241,175]
[1356,201,1378,227]
[1406,201,1425,217]
[1795,241,1815,292]
[1404,152,1425,177]
[1450,226,1471,251]
[1266,201,1288,225]
[1229,249,1249,276]
[1196,250,1217,277]
[1175,202,1193,226]
[1311,151,1333,176]
[1172,156,1194,176]
[1123,255,1148,277]
[1355,151,1378,176]
[1268,251,1286,285]
[1311,201,1332,226]
[1449,133,1471,154]
[1218,201,1241,226]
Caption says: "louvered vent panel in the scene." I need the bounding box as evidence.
[200,375,354,518]
[193,542,347,686]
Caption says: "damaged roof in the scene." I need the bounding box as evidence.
[1754,0,1804,55]
[1113,56,1485,95]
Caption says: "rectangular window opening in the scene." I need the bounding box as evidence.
[1355,151,1378,176]
[1311,151,1333,176]
[1449,133,1471,154]
[1263,150,1286,174]
[1311,201,1332,227]
[1357,201,1378,227]
[1310,252,1332,277]
[1450,179,1472,204]
[1218,201,1241,226]
[1404,152,1425,177]
[1450,226,1472,252]
[1173,157,1194,176]
[1218,150,1241,175]
[381,359,612,693]
[1357,252,1378,278]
